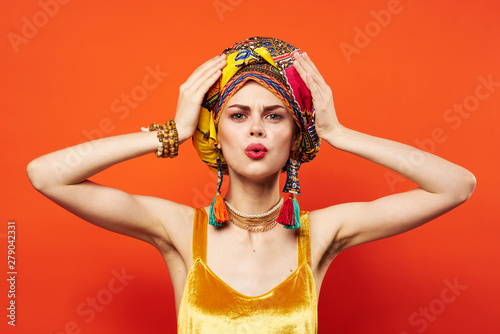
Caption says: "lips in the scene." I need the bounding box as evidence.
[245,143,268,159]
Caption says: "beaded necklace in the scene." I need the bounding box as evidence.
[225,197,283,232]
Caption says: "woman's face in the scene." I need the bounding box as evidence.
[217,80,297,180]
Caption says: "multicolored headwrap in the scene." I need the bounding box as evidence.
[192,36,321,229]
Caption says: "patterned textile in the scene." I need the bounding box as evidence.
[193,36,321,174]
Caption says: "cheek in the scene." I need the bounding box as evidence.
[216,120,225,148]
[278,122,297,148]
[269,128,295,156]
[216,122,233,151]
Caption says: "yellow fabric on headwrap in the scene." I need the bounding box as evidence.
[221,47,277,88]
[193,36,320,174]
[192,107,226,172]
[193,46,281,173]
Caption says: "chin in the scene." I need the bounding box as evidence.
[228,162,281,180]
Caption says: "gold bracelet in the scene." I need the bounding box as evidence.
[148,120,179,158]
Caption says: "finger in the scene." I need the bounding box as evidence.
[293,53,331,102]
[294,52,327,86]
[193,53,226,72]
[196,69,223,95]
[182,55,226,90]
[301,52,319,74]
[293,52,319,88]
[184,55,226,87]
[180,68,223,105]
[306,72,326,105]
[180,65,225,104]
[293,56,326,99]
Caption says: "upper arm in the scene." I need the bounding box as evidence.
[311,187,471,257]
[34,179,193,250]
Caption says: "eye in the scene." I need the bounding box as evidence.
[230,113,247,120]
[265,113,284,121]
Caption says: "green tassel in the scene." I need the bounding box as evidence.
[293,196,301,229]
[283,195,301,230]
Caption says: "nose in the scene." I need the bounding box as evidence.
[249,119,265,137]
[250,129,263,136]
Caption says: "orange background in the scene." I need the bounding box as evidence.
[1,0,499,333]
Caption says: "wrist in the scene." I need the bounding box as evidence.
[176,126,192,145]
[147,120,180,158]
[321,124,350,149]
[173,116,195,145]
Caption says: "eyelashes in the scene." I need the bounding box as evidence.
[228,112,285,121]
[266,114,284,121]
[229,112,246,120]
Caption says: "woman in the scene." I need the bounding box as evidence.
[27,37,476,333]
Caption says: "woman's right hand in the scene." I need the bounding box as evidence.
[174,54,226,143]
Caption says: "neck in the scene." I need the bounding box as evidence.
[224,170,282,215]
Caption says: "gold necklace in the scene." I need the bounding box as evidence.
[225,197,283,232]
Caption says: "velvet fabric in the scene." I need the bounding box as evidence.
[177,208,318,333]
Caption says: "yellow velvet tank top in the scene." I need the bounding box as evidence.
[177,208,318,333]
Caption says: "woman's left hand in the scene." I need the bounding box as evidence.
[292,52,341,140]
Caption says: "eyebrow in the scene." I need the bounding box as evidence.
[226,104,286,112]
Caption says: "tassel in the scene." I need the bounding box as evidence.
[277,195,294,227]
[214,193,228,223]
[209,195,220,226]
[278,194,302,229]
[278,158,302,229]
[209,156,228,227]
[291,195,302,229]
[209,192,228,227]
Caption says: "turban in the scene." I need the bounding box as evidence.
[193,36,321,174]
[193,36,321,229]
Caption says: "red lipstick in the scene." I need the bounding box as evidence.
[245,143,268,159]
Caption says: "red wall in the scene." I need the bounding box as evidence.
[1,0,499,333]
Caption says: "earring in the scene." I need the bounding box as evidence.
[277,158,302,229]
[209,156,228,226]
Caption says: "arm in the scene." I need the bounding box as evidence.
[316,126,475,252]
[27,131,186,249]
[26,54,227,250]
[292,52,476,256]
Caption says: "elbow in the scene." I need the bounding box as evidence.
[26,158,49,192]
[453,170,476,204]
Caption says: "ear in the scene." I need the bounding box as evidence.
[291,132,300,152]
[216,132,222,150]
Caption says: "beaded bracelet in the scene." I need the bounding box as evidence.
[148,119,179,158]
